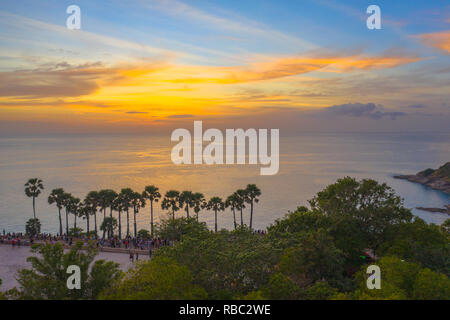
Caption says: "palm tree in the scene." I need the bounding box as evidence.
[142,185,161,237]
[85,191,99,236]
[107,190,118,238]
[206,197,225,232]
[97,190,108,224]
[100,217,118,239]
[161,190,180,220]
[24,178,44,219]
[245,184,261,230]
[48,188,65,236]
[68,196,81,231]
[236,189,247,227]
[179,191,195,218]
[120,188,134,237]
[98,190,117,237]
[225,193,239,230]
[61,192,73,235]
[80,201,91,235]
[130,192,146,238]
[112,193,124,239]
[192,192,205,221]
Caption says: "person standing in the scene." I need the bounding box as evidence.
[129,250,134,262]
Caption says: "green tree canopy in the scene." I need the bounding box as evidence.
[101,256,207,300]
[279,229,345,288]
[309,177,413,254]
[157,226,280,299]
[25,218,41,236]
[352,256,449,300]
[15,242,121,300]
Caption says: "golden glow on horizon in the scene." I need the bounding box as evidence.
[0,51,424,129]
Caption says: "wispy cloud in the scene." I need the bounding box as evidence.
[126,111,149,114]
[143,0,316,50]
[166,114,194,119]
[162,51,421,84]
[322,102,407,119]
[0,59,170,98]
[0,11,187,64]
[415,30,450,54]
[0,49,420,100]
[408,104,426,109]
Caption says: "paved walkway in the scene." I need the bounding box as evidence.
[0,245,140,291]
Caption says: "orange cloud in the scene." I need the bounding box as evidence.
[161,52,421,84]
[415,30,450,54]
[0,51,419,100]
[0,59,171,98]
[0,49,423,128]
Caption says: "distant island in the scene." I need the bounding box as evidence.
[394,162,450,195]
[394,162,450,215]
[416,205,450,216]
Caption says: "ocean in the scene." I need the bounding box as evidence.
[0,132,449,234]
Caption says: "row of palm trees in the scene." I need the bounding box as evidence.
[24,178,261,238]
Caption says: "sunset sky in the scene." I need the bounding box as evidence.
[0,0,449,135]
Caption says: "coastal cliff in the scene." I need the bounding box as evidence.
[394,162,450,195]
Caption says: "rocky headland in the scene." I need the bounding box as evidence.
[394,162,450,195]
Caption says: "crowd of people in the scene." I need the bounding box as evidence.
[0,230,172,257]
[253,229,266,235]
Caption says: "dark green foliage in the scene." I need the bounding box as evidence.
[157,225,280,299]
[418,168,435,177]
[100,217,118,238]
[379,217,450,275]
[304,281,338,300]
[352,256,450,300]
[15,242,122,300]
[156,216,209,241]
[25,218,41,236]
[68,227,83,237]
[432,162,450,179]
[0,278,6,300]
[279,229,345,287]
[137,229,151,239]
[260,273,303,300]
[101,256,207,300]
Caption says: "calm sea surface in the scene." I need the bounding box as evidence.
[0,133,449,234]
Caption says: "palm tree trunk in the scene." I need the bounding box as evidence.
[94,212,98,236]
[32,196,36,219]
[250,200,254,230]
[133,208,137,238]
[240,208,243,226]
[172,208,175,220]
[150,201,154,237]
[186,206,189,219]
[58,208,63,236]
[232,208,237,230]
[215,209,218,232]
[126,209,130,237]
[86,214,90,234]
[74,213,77,229]
[109,207,113,238]
[118,209,122,239]
[65,209,69,235]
